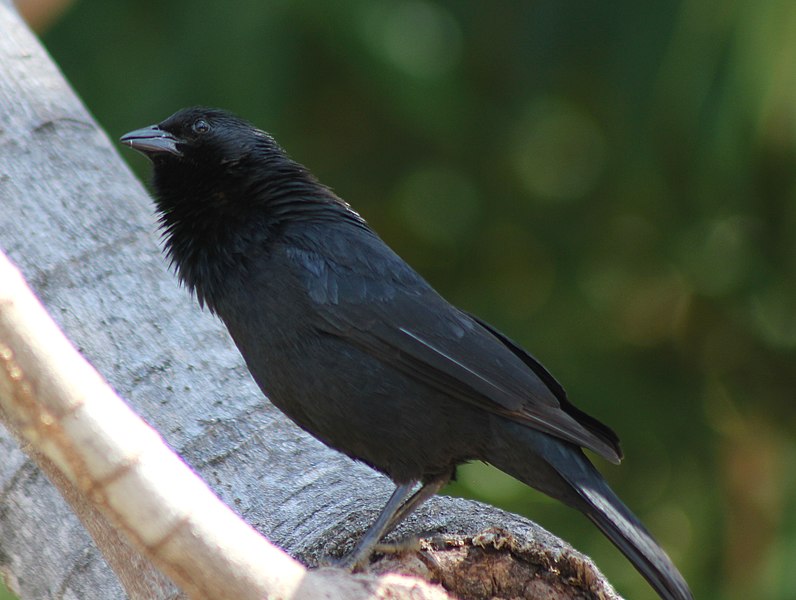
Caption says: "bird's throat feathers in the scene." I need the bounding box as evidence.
[151,150,366,312]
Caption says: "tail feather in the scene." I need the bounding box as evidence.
[564,466,693,600]
[487,420,692,600]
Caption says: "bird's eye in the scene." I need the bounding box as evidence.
[192,119,210,134]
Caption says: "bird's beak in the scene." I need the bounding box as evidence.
[120,125,183,158]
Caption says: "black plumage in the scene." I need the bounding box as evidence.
[121,107,692,600]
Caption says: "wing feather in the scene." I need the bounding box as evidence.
[286,228,622,463]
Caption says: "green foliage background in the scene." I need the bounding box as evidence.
[6,1,796,599]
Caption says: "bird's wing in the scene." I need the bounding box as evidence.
[464,312,622,462]
[286,230,621,463]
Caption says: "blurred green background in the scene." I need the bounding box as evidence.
[5,0,796,599]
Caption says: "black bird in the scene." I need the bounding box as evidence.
[121,107,692,600]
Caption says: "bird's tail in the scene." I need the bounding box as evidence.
[485,420,692,600]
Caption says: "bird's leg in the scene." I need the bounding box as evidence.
[337,481,417,569]
[338,476,448,570]
[381,476,447,534]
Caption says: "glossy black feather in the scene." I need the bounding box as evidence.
[122,107,692,600]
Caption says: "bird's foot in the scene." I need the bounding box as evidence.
[324,537,422,572]
[322,548,370,572]
[372,537,422,557]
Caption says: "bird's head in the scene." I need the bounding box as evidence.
[120,106,281,171]
[119,107,314,216]
[120,107,302,308]
[120,106,357,222]
[119,107,365,305]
